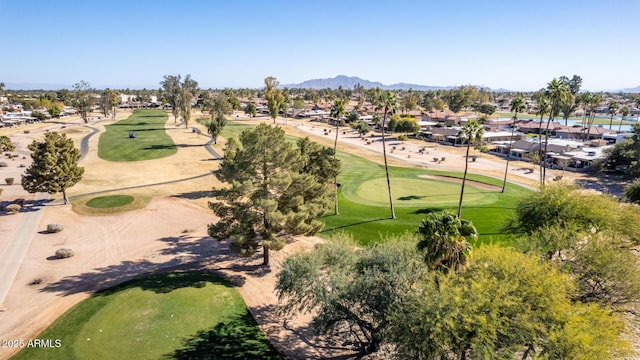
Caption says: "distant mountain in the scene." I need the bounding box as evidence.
[5,82,71,90]
[621,85,640,93]
[283,75,454,91]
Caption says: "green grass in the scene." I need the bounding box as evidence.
[323,151,531,245]
[11,272,281,360]
[98,109,177,161]
[220,121,532,246]
[85,195,134,208]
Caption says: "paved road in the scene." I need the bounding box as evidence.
[0,193,50,309]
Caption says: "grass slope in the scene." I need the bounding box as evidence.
[98,109,176,161]
[12,272,280,360]
[85,195,134,208]
[220,121,532,245]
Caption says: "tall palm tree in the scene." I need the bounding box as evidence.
[584,92,603,141]
[416,211,478,274]
[378,91,398,219]
[542,79,569,186]
[330,98,346,215]
[456,121,484,217]
[536,98,550,186]
[620,106,630,131]
[608,101,619,130]
[502,96,525,193]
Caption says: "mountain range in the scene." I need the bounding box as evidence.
[283,75,457,91]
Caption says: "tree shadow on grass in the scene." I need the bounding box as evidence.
[164,310,282,360]
[398,195,425,201]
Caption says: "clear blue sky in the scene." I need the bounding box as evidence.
[1,0,638,91]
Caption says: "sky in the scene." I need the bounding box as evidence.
[1,0,639,91]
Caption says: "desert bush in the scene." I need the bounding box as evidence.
[5,177,14,185]
[29,278,44,285]
[0,161,7,167]
[23,130,30,134]
[55,248,74,259]
[47,223,64,233]
[6,204,21,214]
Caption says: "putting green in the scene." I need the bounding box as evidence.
[86,195,134,208]
[352,177,498,207]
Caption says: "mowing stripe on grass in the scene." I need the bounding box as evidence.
[98,109,176,161]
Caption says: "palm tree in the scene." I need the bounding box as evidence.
[536,98,550,186]
[583,92,603,141]
[456,121,484,217]
[501,96,525,193]
[620,106,630,131]
[378,91,398,219]
[542,79,569,186]
[416,211,478,274]
[330,98,346,215]
[608,101,619,130]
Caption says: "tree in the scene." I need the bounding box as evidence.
[276,237,426,355]
[624,179,640,204]
[206,113,227,144]
[292,98,305,117]
[100,88,119,117]
[22,132,84,204]
[501,96,525,192]
[456,121,484,217]
[0,135,15,152]
[264,76,284,124]
[558,75,582,125]
[160,74,182,123]
[619,105,630,131]
[330,98,346,215]
[597,123,640,178]
[536,97,550,186]
[353,120,371,137]
[378,91,398,219]
[71,80,94,123]
[542,79,569,186]
[608,100,619,130]
[476,103,496,117]
[208,124,340,265]
[416,211,477,274]
[179,75,198,128]
[391,246,632,359]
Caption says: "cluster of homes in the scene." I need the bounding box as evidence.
[241,99,635,173]
[0,104,78,128]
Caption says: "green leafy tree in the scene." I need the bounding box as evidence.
[558,75,582,125]
[160,74,182,123]
[276,237,426,355]
[597,123,640,178]
[456,121,484,217]
[353,120,371,137]
[391,246,632,359]
[378,91,398,219]
[502,96,526,192]
[100,88,119,117]
[208,124,339,265]
[476,103,496,116]
[71,80,94,123]
[624,178,640,204]
[22,132,84,204]
[244,102,257,117]
[416,211,477,273]
[0,135,15,152]
[264,76,284,123]
[179,75,199,128]
[205,113,227,144]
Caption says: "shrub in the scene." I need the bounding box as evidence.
[0,161,7,167]
[5,177,14,185]
[47,223,64,233]
[23,130,30,134]
[624,179,640,204]
[6,204,21,214]
[55,248,74,259]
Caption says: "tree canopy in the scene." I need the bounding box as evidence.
[208,124,340,265]
[22,132,84,204]
[71,80,94,123]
